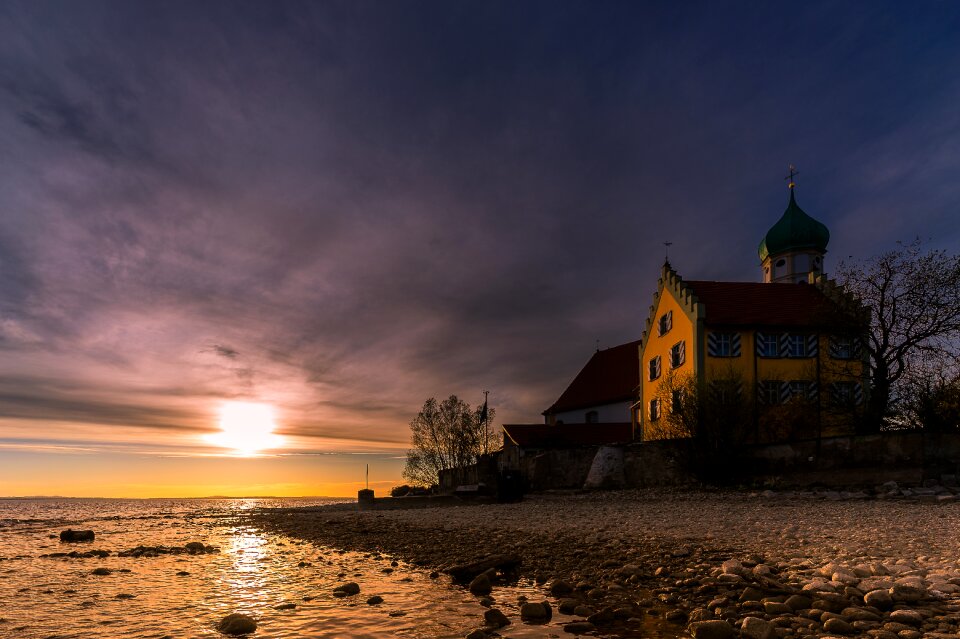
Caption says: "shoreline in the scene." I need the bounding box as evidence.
[252,488,960,638]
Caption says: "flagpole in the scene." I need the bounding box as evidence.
[481,390,490,456]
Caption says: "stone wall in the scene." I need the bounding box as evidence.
[510,431,960,491]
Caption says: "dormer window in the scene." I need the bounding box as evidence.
[658,311,673,336]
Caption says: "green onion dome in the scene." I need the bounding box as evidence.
[758,189,830,262]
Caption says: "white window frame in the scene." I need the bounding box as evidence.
[670,341,685,368]
[649,399,660,421]
[658,311,673,336]
[648,355,662,380]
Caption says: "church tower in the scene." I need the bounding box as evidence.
[758,168,830,284]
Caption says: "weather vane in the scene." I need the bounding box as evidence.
[785,164,799,189]
[664,241,673,262]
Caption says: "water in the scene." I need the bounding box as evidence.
[0,498,627,638]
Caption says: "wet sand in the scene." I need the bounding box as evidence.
[254,488,960,638]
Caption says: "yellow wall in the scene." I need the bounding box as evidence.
[703,330,866,440]
[640,286,696,438]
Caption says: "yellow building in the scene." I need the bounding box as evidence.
[638,187,868,444]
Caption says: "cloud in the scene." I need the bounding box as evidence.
[0,1,959,462]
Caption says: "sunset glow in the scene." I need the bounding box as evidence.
[204,402,284,456]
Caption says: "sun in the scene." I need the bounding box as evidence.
[204,401,284,456]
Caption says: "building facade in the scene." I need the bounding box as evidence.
[638,187,868,443]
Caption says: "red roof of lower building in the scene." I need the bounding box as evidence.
[502,423,633,448]
[544,340,640,414]
[684,280,849,328]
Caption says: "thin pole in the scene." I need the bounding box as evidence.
[366,464,369,490]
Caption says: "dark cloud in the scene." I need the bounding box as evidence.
[1,1,959,451]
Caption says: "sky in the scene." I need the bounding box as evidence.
[1,1,959,497]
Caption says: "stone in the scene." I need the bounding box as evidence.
[688,619,734,639]
[688,608,715,623]
[447,554,521,582]
[741,616,775,639]
[274,603,296,610]
[333,582,360,596]
[586,607,615,625]
[764,601,792,615]
[665,609,688,622]
[740,586,766,602]
[483,608,509,628]
[785,594,813,611]
[216,613,257,635]
[573,605,595,617]
[558,599,578,614]
[887,610,922,627]
[519,602,548,621]
[550,579,574,595]
[91,567,112,576]
[864,589,893,610]
[60,530,95,542]
[465,630,486,639]
[185,542,206,552]
[469,574,492,596]
[823,618,855,634]
[563,621,596,634]
[890,584,925,603]
[366,596,383,605]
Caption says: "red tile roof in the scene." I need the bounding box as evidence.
[502,422,633,448]
[544,340,640,414]
[684,280,852,328]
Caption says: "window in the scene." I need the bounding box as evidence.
[670,341,686,368]
[710,380,741,405]
[775,258,786,267]
[786,380,810,401]
[658,311,673,336]
[671,389,684,414]
[758,380,781,405]
[585,410,599,424]
[648,355,662,380]
[649,399,660,421]
[785,334,806,358]
[708,332,740,357]
[756,332,780,358]
[830,336,858,360]
[831,382,862,407]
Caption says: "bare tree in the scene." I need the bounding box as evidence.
[836,240,960,429]
[402,395,497,487]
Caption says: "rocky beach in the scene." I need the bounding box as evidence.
[254,486,960,638]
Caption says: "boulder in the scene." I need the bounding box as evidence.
[741,616,775,639]
[216,613,257,635]
[563,621,596,633]
[366,596,383,605]
[483,608,509,628]
[333,582,360,596]
[519,602,548,621]
[60,530,95,543]
[446,554,521,582]
[689,619,734,639]
[550,579,574,596]
[863,589,893,610]
[888,609,923,627]
[91,567,112,576]
[823,618,855,634]
[468,574,492,596]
